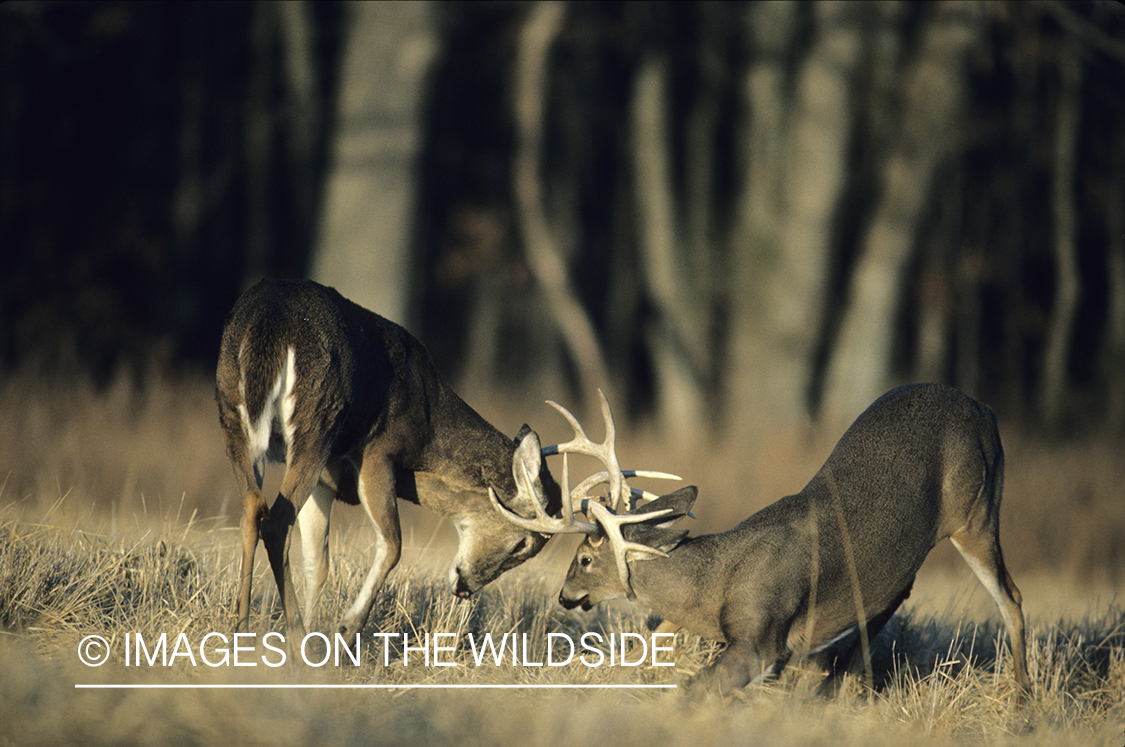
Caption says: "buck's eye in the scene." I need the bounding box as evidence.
[579,555,592,567]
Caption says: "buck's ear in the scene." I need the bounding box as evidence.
[513,423,533,444]
[636,486,697,523]
[623,525,689,555]
[513,427,543,483]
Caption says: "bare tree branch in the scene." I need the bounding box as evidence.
[512,1,611,404]
[1035,0,1125,64]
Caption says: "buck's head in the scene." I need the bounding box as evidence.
[449,425,561,598]
[558,486,696,610]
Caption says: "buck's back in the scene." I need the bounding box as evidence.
[217,279,441,466]
[797,384,1001,613]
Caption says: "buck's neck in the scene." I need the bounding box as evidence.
[417,382,518,497]
[626,538,728,642]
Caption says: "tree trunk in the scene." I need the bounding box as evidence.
[512,0,610,406]
[631,55,708,439]
[1040,35,1082,429]
[244,2,275,284]
[820,1,983,426]
[1104,169,1125,432]
[728,0,859,437]
[311,1,436,322]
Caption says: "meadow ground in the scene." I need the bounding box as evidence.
[0,371,1122,746]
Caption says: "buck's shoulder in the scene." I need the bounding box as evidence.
[732,492,811,535]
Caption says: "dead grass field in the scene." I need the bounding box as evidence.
[1,371,1123,746]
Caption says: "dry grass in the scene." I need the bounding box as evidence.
[0,512,1123,746]
[1,371,1124,745]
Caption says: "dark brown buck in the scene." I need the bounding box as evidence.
[216,278,562,641]
[501,384,1032,700]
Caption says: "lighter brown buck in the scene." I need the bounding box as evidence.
[216,278,563,642]
[499,384,1032,700]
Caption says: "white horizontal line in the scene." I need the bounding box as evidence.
[74,683,677,690]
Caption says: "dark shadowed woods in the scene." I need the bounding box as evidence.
[2,0,1124,440]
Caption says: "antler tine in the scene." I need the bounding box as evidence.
[542,389,631,510]
[560,451,571,516]
[595,388,616,452]
[629,486,670,504]
[594,389,627,510]
[586,501,673,601]
[626,469,682,481]
[542,399,590,451]
[489,456,598,537]
[523,391,684,564]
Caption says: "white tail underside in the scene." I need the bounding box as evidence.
[238,344,298,463]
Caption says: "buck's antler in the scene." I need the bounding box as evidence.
[492,389,682,599]
[544,390,680,511]
[487,456,598,537]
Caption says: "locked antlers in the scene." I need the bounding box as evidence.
[490,390,683,598]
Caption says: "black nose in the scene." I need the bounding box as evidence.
[558,592,584,610]
[453,570,473,599]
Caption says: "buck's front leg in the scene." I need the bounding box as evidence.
[337,453,402,637]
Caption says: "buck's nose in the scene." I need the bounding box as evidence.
[558,591,587,610]
[452,568,473,598]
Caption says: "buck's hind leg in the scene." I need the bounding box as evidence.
[229,449,268,634]
[262,453,326,643]
[219,390,269,634]
[950,530,1031,700]
[236,467,269,634]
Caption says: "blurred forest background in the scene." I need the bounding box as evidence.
[3,0,1125,443]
